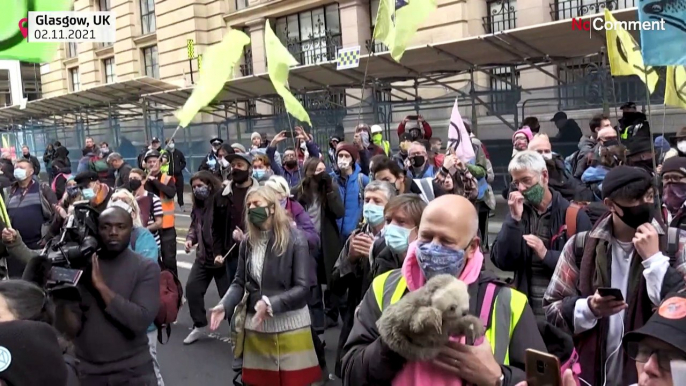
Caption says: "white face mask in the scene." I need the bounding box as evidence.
[168,142,175,150]
[542,153,553,160]
[678,141,686,154]
[337,158,351,170]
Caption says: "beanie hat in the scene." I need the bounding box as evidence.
[336,142,360,161]
[231,143,247,153]
[0,320,68,386]
[601,165,651,199]
[661,156,686,176]
[625,137,653,156]
[251,132,261,141]
[513,126,534,143]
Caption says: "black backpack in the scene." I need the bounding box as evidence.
[572,227,680,267]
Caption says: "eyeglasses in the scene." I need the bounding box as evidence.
[626,341,686,371]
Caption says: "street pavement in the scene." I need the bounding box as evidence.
[157,197,510,385]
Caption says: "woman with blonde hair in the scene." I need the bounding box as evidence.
[210,186,321,386]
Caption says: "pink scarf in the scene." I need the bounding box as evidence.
[393,241,485,386]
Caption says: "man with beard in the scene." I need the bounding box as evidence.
[57,207,160,385]
[491,150,591,320]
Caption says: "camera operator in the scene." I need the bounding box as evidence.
[0,227,37,279]
[74,171,114,214]
[29,206,161,385]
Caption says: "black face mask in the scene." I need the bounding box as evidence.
[232,169,250,184]
[410,155,425,168]
[284,160,298,169]
[128,179,142,192]
[615,202,654,229]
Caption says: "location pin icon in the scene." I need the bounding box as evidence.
[19,18,28,38]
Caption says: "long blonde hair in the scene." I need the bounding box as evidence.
[245,186,291,256]
[109,189,143,228]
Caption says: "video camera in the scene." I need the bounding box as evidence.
[40,201,101,288]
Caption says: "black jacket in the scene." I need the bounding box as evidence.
[21,154,41,175]
[0,159,14,187]
[491,189,592,299]
[165,149,186,176]
[219,228,310,318]
[115,162,133,188]
[291,178,345,286]
[53,165,72,199]
[54,146,70,166]
[340,270,547,386]
[211,178,258,258]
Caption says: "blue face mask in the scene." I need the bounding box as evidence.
[363,203,385,226]
[279,198,288,208]
[253,169,266,179]
[81,188,96,200]
[415,241,467,280]
[384,224,412,253]
[13,168,27,181]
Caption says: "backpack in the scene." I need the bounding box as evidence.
[572,226,680,267]
[155,266,183,344]
[51,173,72,193]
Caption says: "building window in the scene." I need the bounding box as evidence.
[484,0,517,33]
[103,58,115,83]
[275,4,342,66]
[69,68,80,92]
[489,67,519,115]
[236,0,248,10]
[99,0,110,11]
[367,0,388,53]
[140,0,156,35]
[551,0,636,21]
[67,42,78,58]
[240,27,253,76]
[143,45,159,79]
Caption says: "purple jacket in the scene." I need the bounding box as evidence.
[286,198,320,286]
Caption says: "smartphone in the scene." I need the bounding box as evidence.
[526,349,562,386]
[406,115,419,121]
[283,131,294,138]
[597,287,624,301]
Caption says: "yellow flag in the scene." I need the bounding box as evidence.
[604,9,658,94]
[264,20,312,126]
[373,0,437,62]
[665,66,686,110]
[175,29,250,127]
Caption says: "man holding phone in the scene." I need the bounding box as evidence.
[544,166,686,386]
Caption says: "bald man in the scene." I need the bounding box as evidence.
[528,134,553,160]
[342,195,546,386]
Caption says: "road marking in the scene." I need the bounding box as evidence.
[186,327,232,344]
[178,261,193,270]
[175,213,191,218]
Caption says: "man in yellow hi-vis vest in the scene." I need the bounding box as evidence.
[371,125,391,156]
[340,195,545,386]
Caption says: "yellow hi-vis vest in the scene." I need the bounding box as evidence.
[382,141,391,156]
[372,269,528,365]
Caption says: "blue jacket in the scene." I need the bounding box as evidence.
[267,141,321,187]
[330,163,369,240]
[129,226,160,333]
[407,164,436,179]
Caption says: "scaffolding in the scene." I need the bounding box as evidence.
[0,7,667,181]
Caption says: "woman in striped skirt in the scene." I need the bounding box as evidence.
[210,186,322,386]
